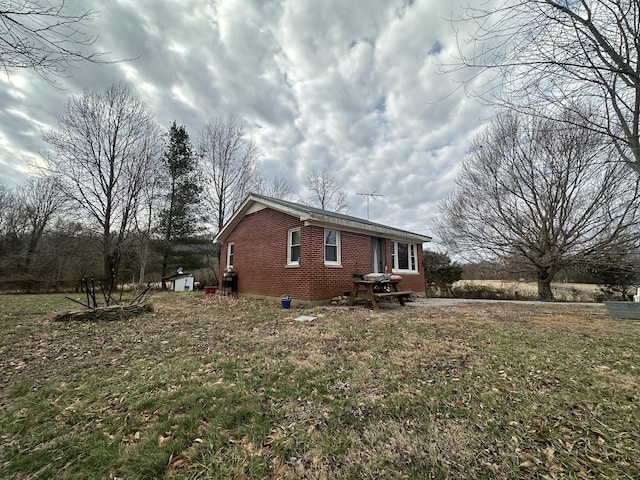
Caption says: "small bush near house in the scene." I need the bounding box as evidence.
[423,250,463,297]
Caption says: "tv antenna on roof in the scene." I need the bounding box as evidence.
[356,191,383,220]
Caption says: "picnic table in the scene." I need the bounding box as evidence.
[348,279,413,310]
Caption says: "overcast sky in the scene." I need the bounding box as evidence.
[0,0,495,242]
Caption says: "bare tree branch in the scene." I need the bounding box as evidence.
[198,116,260,232]
[453,0,640,173]
[0,0,122,83]
[254,174,293,200]
[437,109,640,300]
[41,83,162,284]
[300,168,349,213]
[15,173,67,270]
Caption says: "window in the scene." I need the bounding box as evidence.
[392,241,418,273]
[226,242,234,268]
[324,229,341,266]
[288,228,301,265]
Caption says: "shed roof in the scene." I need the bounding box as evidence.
[161,271,194,280]
[214,192,432,244]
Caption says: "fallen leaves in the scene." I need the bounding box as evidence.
[213,425,297,478]
[165,438,204,475]
[166,453,189,474]
[3,293,640,479]
[158,432,173,447]
[120,430,143,448]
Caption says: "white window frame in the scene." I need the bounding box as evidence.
[392,241,418,274]
[324,228,341,266]
[287,228,301,266]
[226,242,234,268]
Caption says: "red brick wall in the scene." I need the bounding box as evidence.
[220,208,302,298]
[219,207,425,302]
[305,228,374,300]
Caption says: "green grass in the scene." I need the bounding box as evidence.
[1,293,639,479]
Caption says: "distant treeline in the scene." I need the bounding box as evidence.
[0,223,218,293]
[462,260,602,284]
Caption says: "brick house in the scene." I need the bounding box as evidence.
[214,193,432,303]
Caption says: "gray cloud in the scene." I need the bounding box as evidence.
[0,0,494,237]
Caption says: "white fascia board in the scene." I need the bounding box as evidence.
[255,197,309,219]
[213,197,255,243]
[302,213,431,243]
[214,195,309,243]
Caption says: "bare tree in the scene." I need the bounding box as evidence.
[301,168,349,213]
[0,181,20,272]
[455,0,640,174]
[15,174,67,271]
[0,181,15,236]
[0,0,115,82]
[254,174,293,200]
[436,111,640,300]
[198,116,259,232]
[132,154,163,286]
[42,83,162,286]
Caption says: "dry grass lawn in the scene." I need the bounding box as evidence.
[453,280,601,302]
[1,292,639,479]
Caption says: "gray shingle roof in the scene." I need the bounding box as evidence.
[214,192,432,244]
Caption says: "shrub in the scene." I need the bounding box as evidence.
[422,250,463,297]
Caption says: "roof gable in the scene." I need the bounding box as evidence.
[214,192,432,244]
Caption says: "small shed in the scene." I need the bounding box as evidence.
[164,272,195,292]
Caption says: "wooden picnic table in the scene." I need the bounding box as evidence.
[348,279,413,310]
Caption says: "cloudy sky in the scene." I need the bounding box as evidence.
[0,0,495,242]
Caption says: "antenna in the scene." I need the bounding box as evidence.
[356,191,383,220]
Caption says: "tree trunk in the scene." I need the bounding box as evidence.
[104,246,120,291]
[138,239,147,287]
[161,252,168,290]
[536,268,555,301]
[23,234,39,272]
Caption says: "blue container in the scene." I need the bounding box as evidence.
[281,295,291,309]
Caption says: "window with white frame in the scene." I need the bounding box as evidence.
[226,242,234,268]
[288,228,301,265]
[392,241,418,273]
[324,229,341,266]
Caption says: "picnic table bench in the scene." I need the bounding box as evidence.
[348,279,413,310]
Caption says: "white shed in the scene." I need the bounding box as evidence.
[170,274,195,292]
